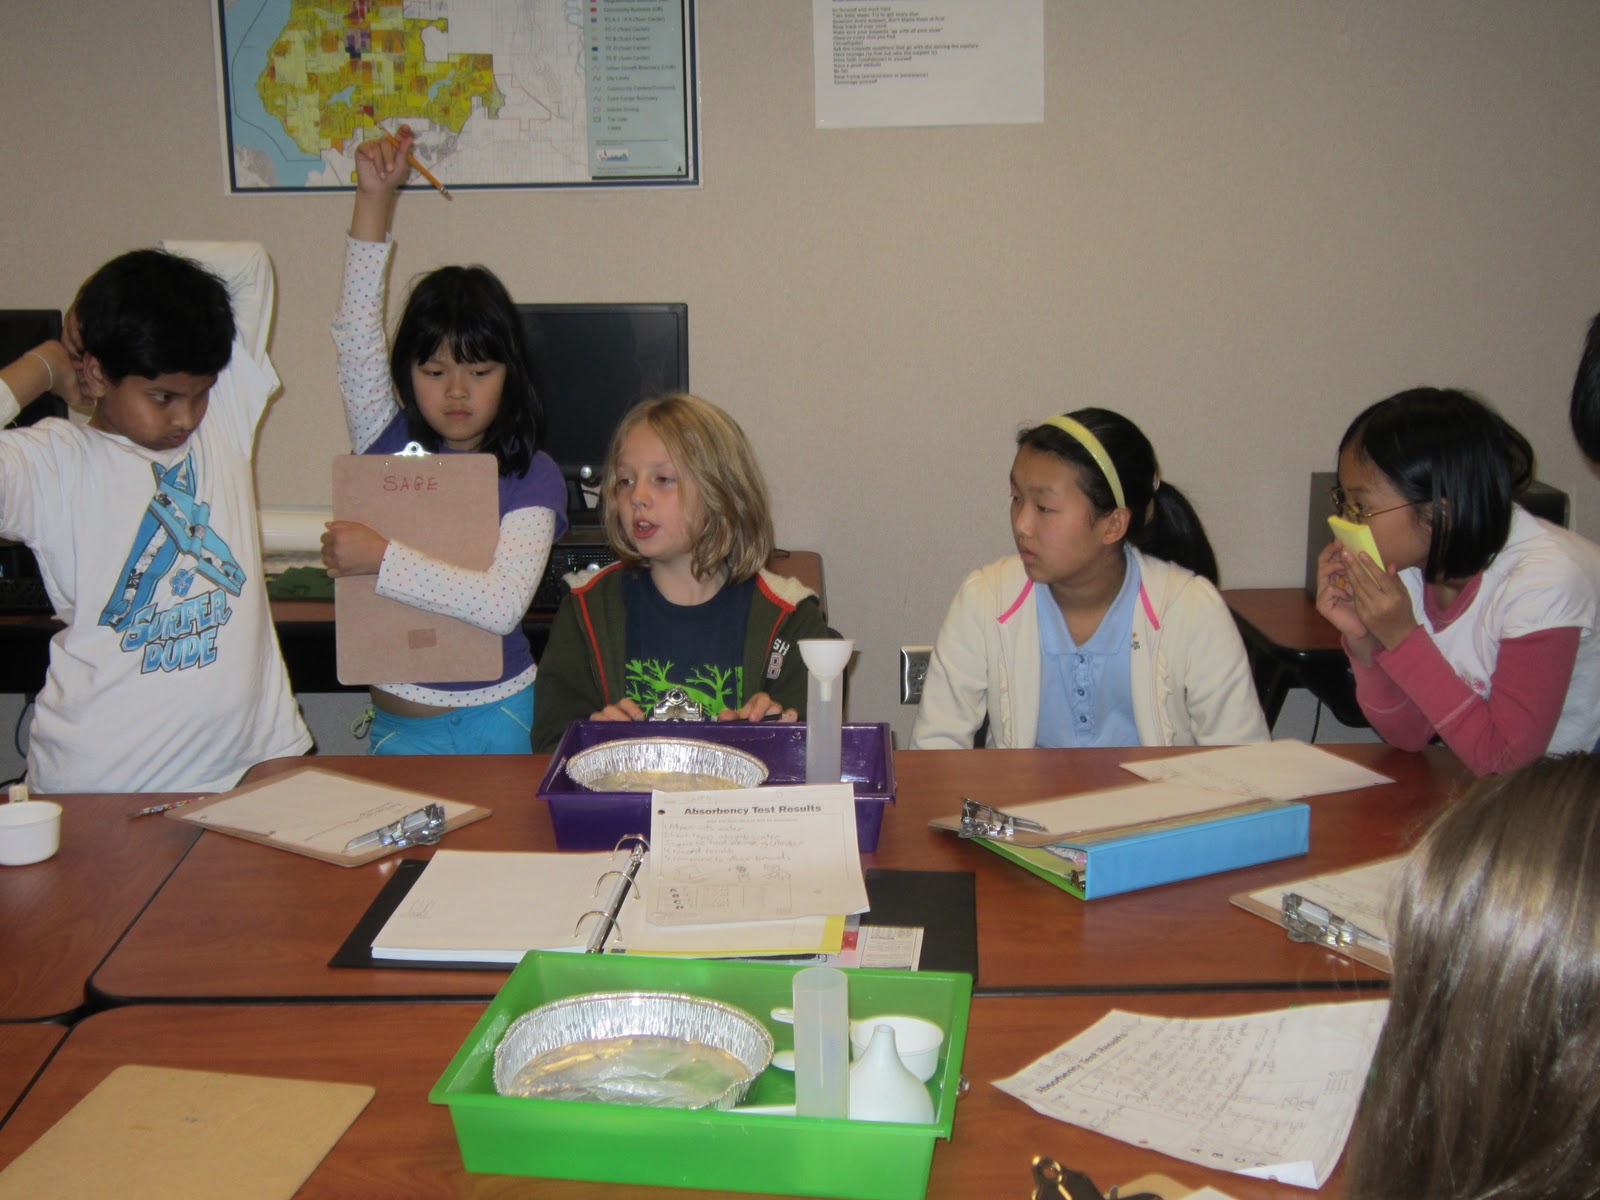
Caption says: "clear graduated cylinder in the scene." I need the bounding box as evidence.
[791,966,850,1118]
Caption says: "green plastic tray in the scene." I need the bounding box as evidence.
[430,951,973,1199]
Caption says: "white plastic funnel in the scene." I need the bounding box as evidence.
[798,639,854,703]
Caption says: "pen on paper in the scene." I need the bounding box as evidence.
[129,798,193,819]
[382,129,452,200]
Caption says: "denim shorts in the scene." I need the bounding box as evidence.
[367,685,535,756]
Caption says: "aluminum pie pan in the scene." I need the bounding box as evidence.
[564,737,769,793]
[493,990,775,1109]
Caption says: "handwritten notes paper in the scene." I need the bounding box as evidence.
[1121,740,1393,800]
[994,1000,1388,1189]
[646,783,870,926]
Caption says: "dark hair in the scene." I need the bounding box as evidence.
[389,265,543,477]
[1570,313,1600,464]
[72,249,235,382]
[1017,407,1220,583]
[1338,387,1532,582]
[1344,753,1600,1200]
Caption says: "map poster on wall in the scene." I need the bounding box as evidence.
[214,0,699,192]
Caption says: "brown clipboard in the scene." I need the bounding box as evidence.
[1228,856,1400,974]
[168,764,490,867]
[331,450,501,685]
[0,1065,372,1200]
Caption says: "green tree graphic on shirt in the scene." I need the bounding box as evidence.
[624,658,743,714]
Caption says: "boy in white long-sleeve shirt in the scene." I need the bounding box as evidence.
[0,242,310,792]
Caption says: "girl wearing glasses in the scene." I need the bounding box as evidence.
[1316,387,1600,773]
[911,408,1268,749]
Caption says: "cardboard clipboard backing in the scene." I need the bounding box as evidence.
[1228,857,1399,974]
[332,451,500,685]
[168,764,490,867]
[0,1065,372,1200]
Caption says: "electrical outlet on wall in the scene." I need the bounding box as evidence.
[899,646,932,705]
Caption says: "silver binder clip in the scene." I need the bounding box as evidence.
[343,803,446,854]
[959,797,1049,841]
[1029,1156,1162,1200]
[1282,892,1381,949]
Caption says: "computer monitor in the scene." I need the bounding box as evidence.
[517,303,688,523]
[0,309,66,428]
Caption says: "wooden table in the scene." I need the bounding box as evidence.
[0,793,199,1021]
[89,745,1467,1004]
[0,993,1359,1198]
[0,1023,63,1122]
[1221,588,1364,727]
[879,744,1461,994]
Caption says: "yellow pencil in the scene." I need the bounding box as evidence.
[382,129,452,200]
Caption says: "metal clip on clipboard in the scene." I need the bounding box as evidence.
[1028,1156,1161,1200]
[575,835,649,954]
[343,803,446,854]
[958,797,1049,841]
[954,800,1088,892]
[1281,892,1384,951]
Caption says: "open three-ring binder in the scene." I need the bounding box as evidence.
[366,840,851,963]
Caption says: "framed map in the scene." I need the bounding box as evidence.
[214,0,698,192]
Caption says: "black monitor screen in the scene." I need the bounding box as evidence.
[0,310,66,428]
[518,304,688,499]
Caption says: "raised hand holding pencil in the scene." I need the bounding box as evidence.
[354,125,450,227]
[382,126,452,199]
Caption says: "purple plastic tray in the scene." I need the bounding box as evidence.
[537,721,896,851]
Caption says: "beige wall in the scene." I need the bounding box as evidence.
[6,2,1600,742]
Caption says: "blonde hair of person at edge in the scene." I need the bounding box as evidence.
[1342,752,1600,1199]
[911,408,1268,749]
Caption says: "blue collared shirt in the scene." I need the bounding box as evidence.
[1035,549,1141,747]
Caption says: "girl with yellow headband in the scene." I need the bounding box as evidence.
[911,407,1268,749]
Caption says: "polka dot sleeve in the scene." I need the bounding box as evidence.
[330,235,402,453]
[374,505,557,635]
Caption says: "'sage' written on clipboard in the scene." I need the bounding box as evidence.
[331,451,500,685]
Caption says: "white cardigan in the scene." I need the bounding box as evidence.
[911,550,1270,749]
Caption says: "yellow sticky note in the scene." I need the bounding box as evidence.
[1327,515,1384,570]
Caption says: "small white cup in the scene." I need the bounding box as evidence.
[849,1014,944,1083]
[0,801,62,866]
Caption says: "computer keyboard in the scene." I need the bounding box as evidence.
[532,544,619,611]
[0,575,54,614]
